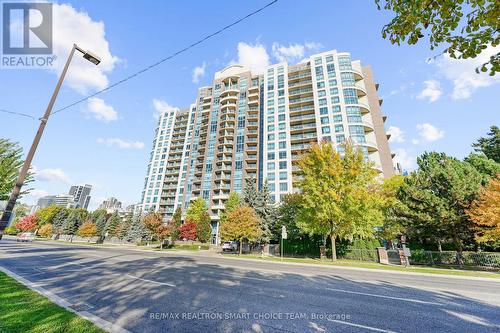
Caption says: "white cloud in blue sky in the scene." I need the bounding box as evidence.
[192,62,206,84]
[417,80,442,103]
[85,98,118,123]
[416,123,445,142]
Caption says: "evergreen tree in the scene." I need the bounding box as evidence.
[91,209,108,236]
[62,209,88,235]
[472,125,500,162]
[105,212,121,237]
[170,207,182,243]
[242,178,259,208]
[127,213,149,243]
[243,178,276,243]
[397,152,483,260]
[52,208,68,235]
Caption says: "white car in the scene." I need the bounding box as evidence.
[222,241,238,252]
[16,232,35,242]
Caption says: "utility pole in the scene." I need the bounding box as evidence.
[0,44,100,240]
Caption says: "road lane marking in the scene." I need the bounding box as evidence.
[326,288,441,305]
[126,274,176,287]
[328,319,399,333]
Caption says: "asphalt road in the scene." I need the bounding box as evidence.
[1,238,499,333]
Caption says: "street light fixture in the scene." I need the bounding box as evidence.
[0,44,101,240]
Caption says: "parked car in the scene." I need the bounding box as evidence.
[222,241,238,252]
[16,232,35,242]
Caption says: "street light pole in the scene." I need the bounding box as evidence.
[0,44,100,240]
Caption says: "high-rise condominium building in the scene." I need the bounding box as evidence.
[139,50,395,243]
[98,197,123,212]
[69,184,92,209]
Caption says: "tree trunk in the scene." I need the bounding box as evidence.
[330,233,337,261]
[239,239,242,256]
[437,239,442,253]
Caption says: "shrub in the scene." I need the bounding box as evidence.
[77,221,97,237]
[4,226,17,235]
[38,224,53,238]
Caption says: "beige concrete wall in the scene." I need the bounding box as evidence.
[362,66,395,178]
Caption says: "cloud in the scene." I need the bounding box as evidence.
[152,99,178,119]
[416,123,444,142]
[272,42,322,63]
[434,45,500,99]
[51,3,120,94]
[192,62,206,84]
[417,80,442,102]
[97,138,145,149]
[35,168,71,184]
[387,126,405,143]
[236,42,270,74]
[393,148,416,171]
[411,139,420,145]
[26,189,50,200]
[85,97,118,122]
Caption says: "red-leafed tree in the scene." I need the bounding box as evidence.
[16,214,38,232]
[178,220,197,241]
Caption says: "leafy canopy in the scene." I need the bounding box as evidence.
[296,142,382,260]
[376,0,499,75]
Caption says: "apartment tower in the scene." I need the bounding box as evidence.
[139,50,395,243]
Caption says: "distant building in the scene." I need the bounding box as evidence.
[34,194,76,212]
[69,184,92,209]
[98,197,122,213]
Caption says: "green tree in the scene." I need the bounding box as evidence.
[62,209,89,235]
[220,192,241,224]
[296,142,383,261]
[397,152,483,259]
[169,207,183,243]
[127,213,149,243]
[220,206,262,255]
[472,126,500,162]
[36,205,63,226]
[378,175,406,242]
[91,209,108,236]
[52,208,69,235]
[465,153,500,184]
[105,212,121,237]
[376,0,499,75]
[243,178,276,243]
[12,204,29,225]
[196,211,212,243]
[275,193,304,241]
[185,197,208,222]
[0,139,33,200]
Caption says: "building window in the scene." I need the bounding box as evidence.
[267,172,275,180]
[279,141,286,149]
[279,151,287,159]
[336,134,345,143]
[317,81,325,89]
[335,125,344,133]
[320,107,328,115]
[268,152,275,160]
[333,115,343,123]
[279,161,287,169]
[279,172,287,180]
[279,183,288,191]
[267,162,275,170]
[314,58,322,65]
[321,116,329,124]
[235,161,243,170]
[322,126,331,134]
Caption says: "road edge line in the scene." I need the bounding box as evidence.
[0,265,132,333]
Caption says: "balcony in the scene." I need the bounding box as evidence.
[288,79,312,88]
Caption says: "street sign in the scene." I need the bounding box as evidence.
[281,225,287,240]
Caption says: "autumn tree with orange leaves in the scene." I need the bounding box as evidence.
[467,177,500,244]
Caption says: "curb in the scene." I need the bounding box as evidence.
[0,266,132,333]
[216,255,500,282]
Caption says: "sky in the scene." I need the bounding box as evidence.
[1,0,499,210]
